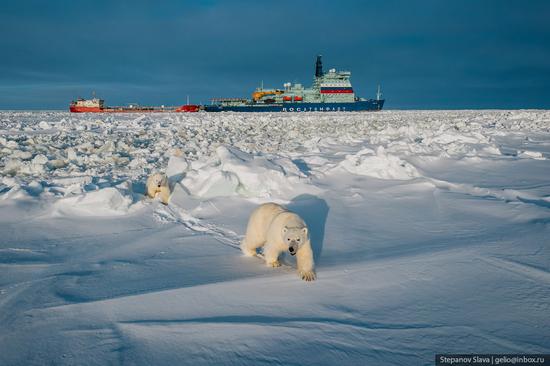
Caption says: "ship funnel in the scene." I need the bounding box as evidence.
[315,55,323,77]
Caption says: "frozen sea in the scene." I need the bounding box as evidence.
[1,110,549,365]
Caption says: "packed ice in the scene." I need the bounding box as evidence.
[1,110,549,365]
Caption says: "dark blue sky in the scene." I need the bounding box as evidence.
[1,0,549,109]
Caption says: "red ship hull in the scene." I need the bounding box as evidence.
[175,105,200,112]
[70,106,199,113]
[70,105,103,113]
[69,99,200,113]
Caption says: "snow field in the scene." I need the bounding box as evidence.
[1,110,549,365]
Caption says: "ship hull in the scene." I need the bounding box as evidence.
[204,100,384,112]
[70,106,103,113]
[70,105,199,113]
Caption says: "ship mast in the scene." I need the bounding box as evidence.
[376,85,382,101]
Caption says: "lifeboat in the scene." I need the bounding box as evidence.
[293,96,303,101]
[283,96,292,101]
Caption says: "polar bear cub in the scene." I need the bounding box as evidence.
[241,202,316,281]
[146,173,170,205]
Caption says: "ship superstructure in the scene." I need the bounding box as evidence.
[205,55,384,112]
[70,97,105,112]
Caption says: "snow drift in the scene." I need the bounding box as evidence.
[180,145,317,199]
[52,187,133,216]
[335,146,420,180]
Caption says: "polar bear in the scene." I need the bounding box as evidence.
[241,202,316,281]
[146,173,170,205]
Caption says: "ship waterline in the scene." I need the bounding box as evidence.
[204,100,384,112]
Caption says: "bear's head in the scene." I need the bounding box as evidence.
[282,226,308,256]
[151,173,167,191]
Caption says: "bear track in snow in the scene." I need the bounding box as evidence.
[153,203,291,266]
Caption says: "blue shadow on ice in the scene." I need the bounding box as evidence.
[292,158,312,176]
[287,194,329,263]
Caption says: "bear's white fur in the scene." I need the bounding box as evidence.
[241,202,316,281]
[146,173,170,205]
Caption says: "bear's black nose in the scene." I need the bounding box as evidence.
[158,184,161,188]
[289,247,295,253]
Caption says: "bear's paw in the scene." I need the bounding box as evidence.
[268,260,281,268]
[299,270,316,282]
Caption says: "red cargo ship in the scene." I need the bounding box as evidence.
[69,97,199,113]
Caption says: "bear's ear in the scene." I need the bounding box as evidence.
[282,226,288,233]
[302,227,308,235]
